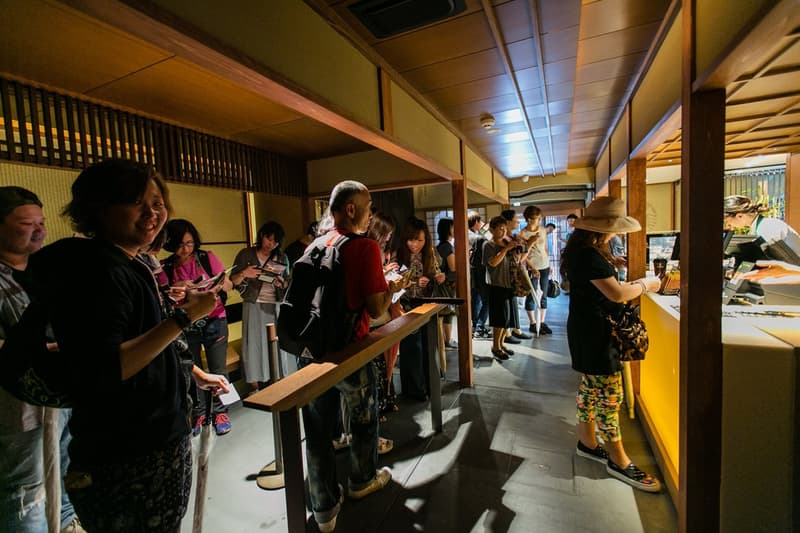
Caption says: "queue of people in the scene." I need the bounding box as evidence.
[15,157,778,531]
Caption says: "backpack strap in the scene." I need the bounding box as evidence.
[162,254,177,283]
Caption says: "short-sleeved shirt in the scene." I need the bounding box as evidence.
[0,263,43,434]
[752,216,800,255]
[436,241,455,283]
[29,238,190,466]
[520,225,549,270]
[159,251,227,319]
[483,240,512,288]
[336,230,388,342]
[566,247,624,375]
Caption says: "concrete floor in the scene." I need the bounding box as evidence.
[182,295,678,532]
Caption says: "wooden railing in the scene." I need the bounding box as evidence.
[244,302,446,532]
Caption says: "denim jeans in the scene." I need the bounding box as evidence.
[0,409,76,533]
[0,426,46,532]
[186,317,229,418]
[56,409,76,529]
[299,359,379,522]
[471,284,489,329]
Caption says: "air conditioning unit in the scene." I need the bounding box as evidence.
[348,0,467,39]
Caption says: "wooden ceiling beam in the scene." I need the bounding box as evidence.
[480,0,545,177]
[527,0,556,175]
[727,36,800,100]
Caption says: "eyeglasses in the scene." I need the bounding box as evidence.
[178,241,195,248]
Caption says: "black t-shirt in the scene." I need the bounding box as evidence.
[29,238,190,466]
[565,246,624,375]
[436,241,455,283]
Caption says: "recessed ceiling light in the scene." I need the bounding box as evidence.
[668,159,673,163]
[512,202,521,207]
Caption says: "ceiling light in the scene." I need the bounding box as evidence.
[480,112,497,133]
[522,175,529,183]
[512,202,521,207]
[486,127,500,134]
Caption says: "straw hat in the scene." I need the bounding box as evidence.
[573,197,642,234]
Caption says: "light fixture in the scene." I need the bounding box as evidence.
[480,112,499,134]
[512,202,521,207]
[521,175,529,183]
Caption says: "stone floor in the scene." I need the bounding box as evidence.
[181,294,677,532]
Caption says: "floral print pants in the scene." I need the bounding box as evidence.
[576,372,623,442]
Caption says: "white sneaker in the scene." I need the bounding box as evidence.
[348,467,392,500]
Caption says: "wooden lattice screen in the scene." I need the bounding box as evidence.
[0,77,306,197]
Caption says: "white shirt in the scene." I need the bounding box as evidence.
[520,225,549,270]
[751,216,800,257]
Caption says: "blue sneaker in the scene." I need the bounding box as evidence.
[192,415,206,437]
[214,413,232,435]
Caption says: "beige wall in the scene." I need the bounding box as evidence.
[151,0,380,129]
[307,150,441,196]
[623,181,677,233]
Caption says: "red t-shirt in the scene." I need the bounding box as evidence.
[334,230,388,341]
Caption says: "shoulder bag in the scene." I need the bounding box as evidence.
[607,304,649,361]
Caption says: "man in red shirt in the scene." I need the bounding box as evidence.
[303,180,404,532]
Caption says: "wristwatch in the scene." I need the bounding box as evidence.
[171,307,193,330]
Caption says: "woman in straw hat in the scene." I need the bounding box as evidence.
[560,197,662,492]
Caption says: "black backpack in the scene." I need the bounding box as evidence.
[277,232,362,360]
[162,250,227,305]
[469,236,487,287]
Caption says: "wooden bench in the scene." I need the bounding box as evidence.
[244,302,446,533]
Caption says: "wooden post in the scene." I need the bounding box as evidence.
[452,176,474,387]
[681,1,725,530]
[279,409,306,533]
[608,178,622,199]
[786,153,800,231]
[422,316,443,433]
[626,157,647,401]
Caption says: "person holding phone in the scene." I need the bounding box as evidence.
[161,219,234,436]
[26,160,227,531]
[230,221,291,394]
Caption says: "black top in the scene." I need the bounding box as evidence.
[28,238,190,466]
[436,241,455,283]
[565,247,624,375]
[285,239,307,267]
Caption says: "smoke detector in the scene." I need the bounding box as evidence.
[480,113,500,134]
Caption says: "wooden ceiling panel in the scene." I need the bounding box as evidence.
[542,26,581,64]
[495,0,534,42]
[507,38,538,71]
[577,22,660,65]
[574,77,631,99]
[543,58,578,85]
[550,113,573,127]
[0,0,172,94]
[728,71,800,103]
[548,81,575,100]
[230,117,370,159]
[727,95,800,121]
[442,89,542,121]
[374,11,495,72]
[579,0,670,40]
[575,53,645,84]
[89,58,301,136]
[424,74,516,108]
[403,48,505,92]
[572,92,627,114]
[540,0,582,33]
[572,106,624,125]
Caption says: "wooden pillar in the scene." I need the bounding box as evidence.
[452,177,474,386]
[627,157,646,396]
[379,68,393,136]
[680,2,725,530]
[786,153,800,231]
[608,178,622,200]
[627,158,647,281]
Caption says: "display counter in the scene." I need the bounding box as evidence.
[639,294,799,532]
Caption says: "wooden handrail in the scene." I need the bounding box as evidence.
[244,303,445,413]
